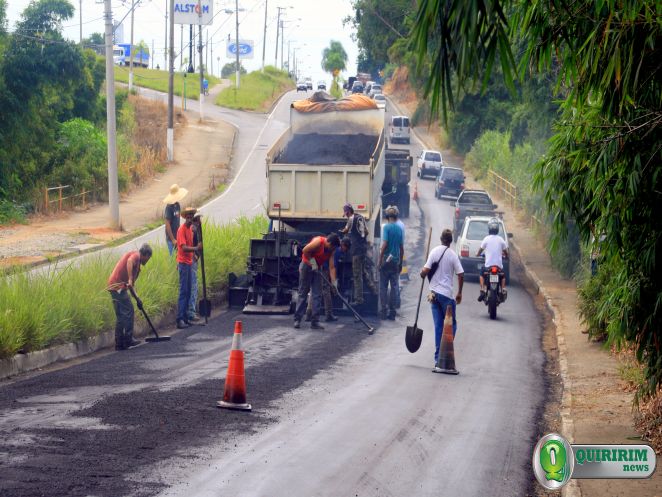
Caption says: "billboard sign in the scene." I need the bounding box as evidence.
[173,1,213,25]
[226,40,254,59]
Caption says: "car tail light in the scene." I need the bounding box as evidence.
[460,245,469,257]
[356,204,367,211]
[460,183,465,189]
[491,266,498,274]
[455,208,460,218]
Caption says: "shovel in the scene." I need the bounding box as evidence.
[405,227,432,353]
[318,271,375,335]
[196,219,212,323]
[128,287,171,342]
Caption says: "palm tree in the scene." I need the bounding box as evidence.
[321,40,348,98]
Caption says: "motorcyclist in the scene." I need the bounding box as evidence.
[476,218,508,302]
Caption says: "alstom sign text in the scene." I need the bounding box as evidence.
[173,2,213,25]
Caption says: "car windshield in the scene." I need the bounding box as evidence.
[425,152,441,162]
[459,192,492,204]
[372,85,382,91]
[374,95,385,101]
[442,168,464,180]
[466,220,505,240]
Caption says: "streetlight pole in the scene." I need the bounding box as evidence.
[79,0,83,44]
[235,0,240,89]
[280,20,284,71]
[129,0,135,92]
[261,0,268,71]
[198,1,204,120]
[164,0,168,70]
[167,0,175,161]
[274,6,284,67]
[103,0,120,229]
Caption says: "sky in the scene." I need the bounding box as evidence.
[5,0,359,85]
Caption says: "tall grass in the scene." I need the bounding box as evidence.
[114,66,220,101]
[0,216,267,359]
[215,66,294,111]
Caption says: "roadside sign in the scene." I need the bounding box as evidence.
[173,1,213,25]
[227,40,254,59]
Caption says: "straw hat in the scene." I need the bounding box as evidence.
[162,184,189,204]
[181,206,198,217]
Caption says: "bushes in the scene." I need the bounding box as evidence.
[215,67,294,112]
[0,216,267,358]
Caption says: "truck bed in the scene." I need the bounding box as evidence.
[274,133,379,166]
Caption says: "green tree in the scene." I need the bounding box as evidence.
[412,0,662,398]
[221,61,246,78]
[321,40,348,98]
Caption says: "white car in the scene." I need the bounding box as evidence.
[456,215,512,282]
[416,150,443,178]
[373,93,386,110]
[368,84,383,98]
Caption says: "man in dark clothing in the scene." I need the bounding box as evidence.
[176,207,202,329]
[163,184,188,256]
[341,203,377,305]
[294,234,341,330]
[107,244,153,350]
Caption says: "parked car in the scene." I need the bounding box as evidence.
[388,115,410,144]
[456,215,512,283]
[373,93,386,110]
[297,80,308,92]
[351,81,364,94]
[451,189,499,239]
[368,84,383,98]
[305,77,313,90]
[317,81,326,90]
[364,81,376,95]
[434,166,465,199]
[416,150,443,178]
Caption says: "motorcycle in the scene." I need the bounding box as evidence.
[482,265,506,319]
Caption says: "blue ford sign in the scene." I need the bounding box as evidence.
[226,40,254,59]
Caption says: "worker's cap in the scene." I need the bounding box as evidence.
[343,203,354,215]
[181,206,198,217]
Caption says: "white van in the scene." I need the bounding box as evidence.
[389,115,410,144]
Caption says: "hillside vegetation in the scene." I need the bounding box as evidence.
[215,66,293,112]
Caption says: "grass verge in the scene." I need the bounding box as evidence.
[0,216,267,359]
[215,66,294,111]
[114,66,219,101]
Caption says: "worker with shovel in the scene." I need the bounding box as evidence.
[107,244,153,350]
[419,229,464,366]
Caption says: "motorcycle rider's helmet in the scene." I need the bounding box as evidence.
[488,218,499,235]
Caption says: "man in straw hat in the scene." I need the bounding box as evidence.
[163,184,188,256]
[176,207,202,329]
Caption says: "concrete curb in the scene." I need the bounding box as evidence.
[387,94,580,496]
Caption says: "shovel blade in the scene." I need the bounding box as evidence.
[405,325,423,353]
[198,299,212,317]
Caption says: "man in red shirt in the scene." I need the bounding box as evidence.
[294,233,341,330]
[176,207,202,329]
[107,244,153,350]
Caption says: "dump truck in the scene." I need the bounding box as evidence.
[229,93,387,315]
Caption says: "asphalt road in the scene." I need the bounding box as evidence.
[0,91,546,497]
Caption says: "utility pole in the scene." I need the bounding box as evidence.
[79,0,83,44]
[280,20,284,71]
[180,24,183,70]
[188,25,194,73]
[198,1,204,121]
[167,0,175,161]
[274,6,284,67]
[206,30,209,72]
[129,0,135,92]
[164,0,168,70]
[261,0,267,71]
[235,0,240,89]
[104,0,120,229]
[151,39,154,69]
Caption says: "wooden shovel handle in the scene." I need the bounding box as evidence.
[413,227,433,327]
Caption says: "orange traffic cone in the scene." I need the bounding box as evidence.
[433,305,459,375]
[413,181,419,201]
[217,320,252,411]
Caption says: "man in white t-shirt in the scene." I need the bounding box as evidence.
[420,229,464,366]
[476,218,508,301]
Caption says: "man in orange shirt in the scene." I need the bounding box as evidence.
[176,207,202,329]
[107,244,153,350]
[293,233,341,330]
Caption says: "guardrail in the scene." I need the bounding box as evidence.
[488,170,518,209]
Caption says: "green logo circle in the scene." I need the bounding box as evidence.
[533,433,574,489]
